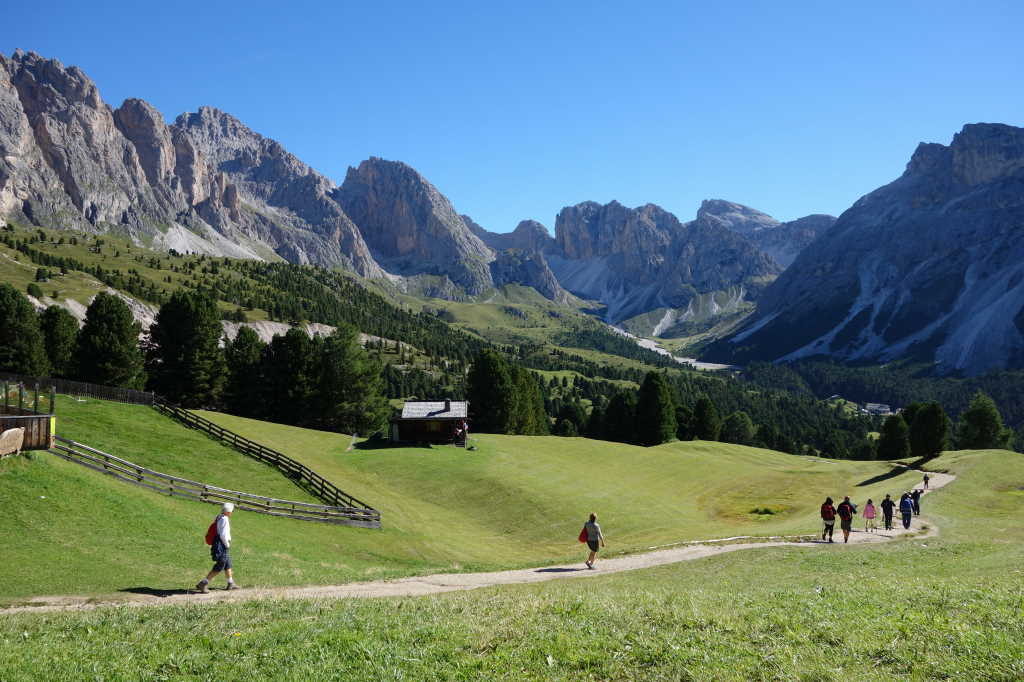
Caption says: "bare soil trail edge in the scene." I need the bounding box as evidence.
[4,473,954,614]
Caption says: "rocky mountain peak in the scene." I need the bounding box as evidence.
[696,199,779,234]
[336,157,494,294]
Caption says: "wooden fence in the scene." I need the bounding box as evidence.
[0,407,54,451]
[0,371,155,406]
[49,437,382,528]
[153,402,377,513]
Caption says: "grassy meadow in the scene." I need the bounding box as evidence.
[0,396,933,603]
[1,449,1021,679]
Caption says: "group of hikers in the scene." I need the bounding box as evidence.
[820,474,930,543]
[193,476,933,590]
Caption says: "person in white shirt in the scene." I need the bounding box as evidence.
[195,502,239,593]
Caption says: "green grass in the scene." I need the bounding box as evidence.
[0,396,932,603]
[1,449,1021,680]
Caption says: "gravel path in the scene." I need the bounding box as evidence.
[3,473,953,614]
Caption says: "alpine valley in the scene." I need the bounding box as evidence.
[3,50,1024,377]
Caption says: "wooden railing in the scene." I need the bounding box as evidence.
[49,437,381,528]
[0,371,155,406]
[153,402,377,513]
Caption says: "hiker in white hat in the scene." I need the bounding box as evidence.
[195,502,239,593]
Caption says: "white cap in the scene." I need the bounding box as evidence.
[222,502,235,513]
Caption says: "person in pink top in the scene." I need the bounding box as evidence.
[863,498,877,533]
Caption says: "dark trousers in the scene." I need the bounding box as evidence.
[901,512,912,529]
[883,513,893,529]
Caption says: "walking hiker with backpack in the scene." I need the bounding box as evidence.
[580,512,605,569]
[923,473,930,490]
[820,497,837,543]
[899,493,914,530]
[196,502,239,593]
[911,489,922,516]
[836,496,857,543]
[880,494,896,531]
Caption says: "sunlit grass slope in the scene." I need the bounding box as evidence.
[2,450,1021,680]
[0,395,932,601]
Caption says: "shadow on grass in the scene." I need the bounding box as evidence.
[119,587,192,598]
[534,567,584,573]
[856,466,913,487]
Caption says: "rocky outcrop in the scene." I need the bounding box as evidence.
[548,200,778,323]
[697,199,836,268]
[466,216,556,254]
[335,158,494,294]
[490,249,572,304]
[710,123,1024,375]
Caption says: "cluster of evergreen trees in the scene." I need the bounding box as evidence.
[0,284,389,435]
[466,350,549,435]
[877,394,1014,462]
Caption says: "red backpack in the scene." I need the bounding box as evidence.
[205,520,218,545]
[578,526,588,543]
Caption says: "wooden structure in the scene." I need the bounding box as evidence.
[390,400,469,446]
[154,402,379,516]
[50,437,382,528]
[0,371,154,406]
[1,382,55,451]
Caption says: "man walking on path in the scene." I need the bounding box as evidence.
[583,513,605,569]
[820,497,837,543]
[911,489,922,515]
[836,496,857,543]
[923,474,930,489]
[196,503,239,593]
[880,494,896,531]
[899,493,914,530]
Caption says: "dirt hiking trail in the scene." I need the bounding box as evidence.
[3,473,954,614]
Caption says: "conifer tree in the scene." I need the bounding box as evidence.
[604,391,638,444]
[467,350,515,433]
[315,325,389,435]
[148,290,226,407]
[636,371,677,446]
[224,326,265,416]
[76,292,145,388]
[956,391,1012,450]
[39,305,79,378]
[876,414,911,460]
[509,365,549,435]
[908,401,949,461]
[675,404,694,441]
[0,283,49,376]
[692,396,721,441]
[262,328,316,425]
[720,410,756,446]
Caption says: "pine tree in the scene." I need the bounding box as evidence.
[692,396,721,441]
[586,401,607,440]
[224,326,265,416]
[908,402,949,461]
[635,372,677,446]
[509,365,549,435]
[0,283,49,376]
[315,325,390,435]
[876,414,911,460]
[956,391,1012,450]
[39,305,79,378]
[148,291,226,407]
[76,292,145,388]
[720,411,756,446]
[467,350,515,433]
[604,391,638,443]
[675,404,694,441]
[262,328,315,425]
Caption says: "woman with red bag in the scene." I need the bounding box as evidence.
[582,512,605,569]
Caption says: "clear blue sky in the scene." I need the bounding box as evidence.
[5,1,1023,231]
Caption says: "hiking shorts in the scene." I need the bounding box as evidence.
[822,519,835,528]
[587,540,600,552]
[840,518,852,531]
[211,545,233,572]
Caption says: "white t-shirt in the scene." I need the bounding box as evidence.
[216,514,232,548]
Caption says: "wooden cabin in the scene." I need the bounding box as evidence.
[390,400,469,446]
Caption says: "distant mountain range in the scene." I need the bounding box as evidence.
[4,50,1022,374]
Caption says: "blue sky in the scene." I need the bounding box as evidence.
[5,1,1022,231]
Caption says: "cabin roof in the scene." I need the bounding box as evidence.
[398,401,468,420]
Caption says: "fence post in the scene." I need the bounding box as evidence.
[18,383,24,411]
[2,381,6,410]
[33,382,39,413]
[50,387,56,414]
